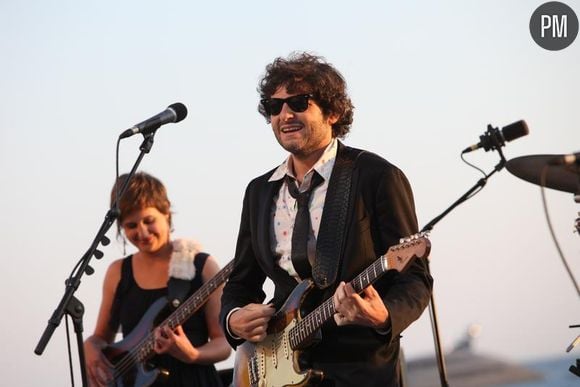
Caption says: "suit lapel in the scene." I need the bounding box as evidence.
[256,177,283,275]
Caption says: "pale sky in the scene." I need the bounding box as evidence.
[1,1,579,386]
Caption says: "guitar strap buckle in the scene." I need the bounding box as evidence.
[167,277,191,310]
[166,239,203,309]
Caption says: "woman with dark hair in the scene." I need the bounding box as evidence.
[84,172,230,386]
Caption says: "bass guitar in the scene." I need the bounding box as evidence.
[102,260,234,386]
[233,234,430,387]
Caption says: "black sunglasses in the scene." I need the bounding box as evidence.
[260,94,314,116]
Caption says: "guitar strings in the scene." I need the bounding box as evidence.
[109,262,234,380]
[111,284,215,378]
[288,258,384,348]
[112,282,218,377]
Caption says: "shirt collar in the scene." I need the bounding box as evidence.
[269,138,338,183]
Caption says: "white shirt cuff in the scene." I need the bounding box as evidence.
[226,307,242,340]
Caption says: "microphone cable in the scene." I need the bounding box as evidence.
[540,165,580,297]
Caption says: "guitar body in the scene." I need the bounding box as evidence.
[99,260,235,386]
[102,297,169,387]
[233,280,324,387]
[231,235,431,387]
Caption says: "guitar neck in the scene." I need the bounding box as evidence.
[289,255,387,349]
[166,260,235,328]
[288,234,429,350]
[136,260,235,360]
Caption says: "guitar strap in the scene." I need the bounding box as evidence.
[313,143,364,289]
[167,252,209,309]
[108,256,133,330]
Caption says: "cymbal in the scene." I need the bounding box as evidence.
[506,154,579,194]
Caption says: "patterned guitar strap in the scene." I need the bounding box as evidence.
[313,144,364,289]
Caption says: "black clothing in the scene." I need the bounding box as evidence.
[110,253,223,387]
[221,142,433,387]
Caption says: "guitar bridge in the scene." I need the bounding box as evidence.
[248,347,266,387]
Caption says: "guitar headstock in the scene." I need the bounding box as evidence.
[383,233,431,272]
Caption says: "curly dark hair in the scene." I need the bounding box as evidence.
[257,52,354,138]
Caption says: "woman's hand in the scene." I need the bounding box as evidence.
[84,336,113,387]
[153,325,199,363]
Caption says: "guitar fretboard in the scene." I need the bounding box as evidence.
[134,260,234,362]
[288,256,387,349]
[286,234,429,350]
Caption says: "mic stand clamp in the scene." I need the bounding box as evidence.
[421,148,507,387]
[34,133,157,387]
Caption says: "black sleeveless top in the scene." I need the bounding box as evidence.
[109,253,223,387]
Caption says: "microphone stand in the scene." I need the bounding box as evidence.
[34,133,157,387]
[568,324,580,378]
[421,147,508,387]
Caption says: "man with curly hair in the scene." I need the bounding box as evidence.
[220,52,432,387]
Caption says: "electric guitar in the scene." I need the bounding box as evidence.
[102,260,234,387]
[232,234,431,387]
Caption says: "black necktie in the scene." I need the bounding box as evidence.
[285,172,324,279]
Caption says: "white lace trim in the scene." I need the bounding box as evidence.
[168,238,202,280]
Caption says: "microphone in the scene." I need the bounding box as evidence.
[119,103,188,139]
[462,120,529,154]
[548,152,580,166]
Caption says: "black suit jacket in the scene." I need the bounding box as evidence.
[220,142,432,384]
